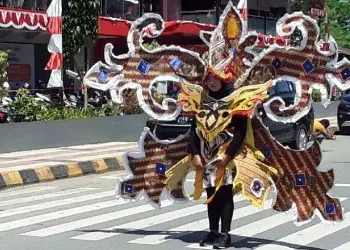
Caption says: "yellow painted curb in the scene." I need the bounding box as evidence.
[35,167,55,182]
[94,160,109,173]
[67,163,83,177]
[2,171,23,186]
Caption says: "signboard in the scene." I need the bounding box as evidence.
[0,43,35,89]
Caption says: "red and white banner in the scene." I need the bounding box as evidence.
[237,0,248,34]
[45,0,63,88]
[0,8,47,31]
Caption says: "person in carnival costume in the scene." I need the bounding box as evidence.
[190,72,247,248]
[82,1,350,249]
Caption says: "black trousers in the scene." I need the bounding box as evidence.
[206,184,234,233]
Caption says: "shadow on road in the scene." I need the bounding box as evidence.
[77,228,325,250]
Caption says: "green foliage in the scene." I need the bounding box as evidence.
[143,40,160,51]
[62,0,100,66]
[36,104,141,121]
[326,0,350,49]
[291,0,306,12]
[0,50,8,101]
[9,89,43,122]
[312,89,322,102]
[8,88,142,122]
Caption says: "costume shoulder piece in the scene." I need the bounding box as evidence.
[83,1,350,225]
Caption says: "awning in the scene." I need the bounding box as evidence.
[0,7,47,31]
[98,16,291,47]
[98,16,215,40]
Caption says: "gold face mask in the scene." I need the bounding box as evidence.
[196,99,233,142]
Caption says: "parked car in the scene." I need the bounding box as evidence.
[147,80,314,150]
[258,80,314,150]
[337,94,350,132]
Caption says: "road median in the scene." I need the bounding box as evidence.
[0,155,124,189]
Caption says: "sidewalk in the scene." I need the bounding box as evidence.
[0,142,137,189]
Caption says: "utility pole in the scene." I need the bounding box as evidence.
[139,0,144,16]
[215,0,221,24]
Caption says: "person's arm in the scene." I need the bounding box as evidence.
[218,116,247,167]
[188,119,203,170]
[314,121,335,140]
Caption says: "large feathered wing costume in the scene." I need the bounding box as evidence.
[84,1,350,225]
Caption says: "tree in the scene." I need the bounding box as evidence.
[326,0,350,49]
[62,0,100,75]
[290,0,350,49]
[0,50,8,101]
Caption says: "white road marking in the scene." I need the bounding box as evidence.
[0,190,115,219]
[255,204,350,249]
[335,184,350,187]
[21,204,159,237]
[0,199,128,232]
[0,186,58,198]
[129,199,274,245]
[0,188,97,207]
[72,204,209,241]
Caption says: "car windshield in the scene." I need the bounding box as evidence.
[344,94,350,102]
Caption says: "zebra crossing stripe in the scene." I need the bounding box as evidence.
[0,186,57,198]
[21,203,161,237]
[129,199,274,245]
[333,241,350,250]
[71,196,253,241]
[231,197,347,240]
[71,204,210,241]
[255,203,350,250]
[0,199,127,232]
[0,190,115,219]
[0,188,96,207]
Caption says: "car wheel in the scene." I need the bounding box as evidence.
[294,124,308,150]
[338,122,343,135]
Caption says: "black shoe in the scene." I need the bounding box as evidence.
[199,231,218,246]
[213,233,231,249]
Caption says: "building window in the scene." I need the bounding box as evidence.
[0,0,52,11]
[143,0,160,14]
[102,0,139,20]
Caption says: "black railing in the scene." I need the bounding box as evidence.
[0,0,52,11]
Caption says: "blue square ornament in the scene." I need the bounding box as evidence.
[325,203,336,214]
[155,163,167,175]
[262,146,271,158]
[295,173,306,186]
[341,68,350,81]
[302,59,315,75]
[98,69,109,82]
[137,59,152,75]
[272,58,282,70]
[232,47,239,56]
[170,57,184,71]
[124,183,134,194]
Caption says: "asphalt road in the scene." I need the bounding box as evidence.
[0,136,350,250]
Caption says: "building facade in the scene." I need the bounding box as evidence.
[94,0,292,62]
[0,1,51,90]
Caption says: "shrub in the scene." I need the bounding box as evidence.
[311,89,322,102]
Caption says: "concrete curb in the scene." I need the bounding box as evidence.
[0,156,124,189]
